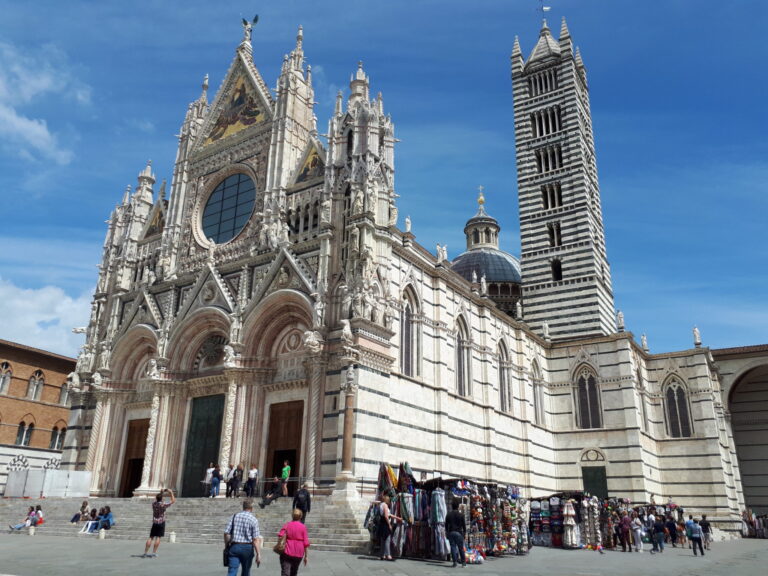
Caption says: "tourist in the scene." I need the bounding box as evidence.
[685,514,694,548]
[700,514,712,550]
[651,516,665,554]
[97,505,114,531]
[245,464,259,497]
[143,488,176,558]
[204,461,215,496]
[211,464,222,498]
[70,500,89,524]
[377,494,402,561]
[631,511,643,552]
[281,459,291,497]
[8,506,36,531]
[665,516,678,547]
[226,463,237,498]
[79,508,99,533]
[259,477,282,508]
[277,508,310,576]
[690,518,705,556]
[223,499,261,576]
[620,511,632,552]
[677,519,688,548]
[445,500,467,567]
[233,463,244,497]
[292,484,311,523]
[34,505,44,526]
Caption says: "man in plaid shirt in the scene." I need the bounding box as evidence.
[224,500,262,575]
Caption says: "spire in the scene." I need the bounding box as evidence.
[575,46,584,68]
[138,160,155,187]
[296,24,303,51]
[559,16,573,55]
[122,185,131,206]
[511,35,524,75]
[335,90,343,115]
[349,61,369,103]
[527,18,561,64]
[376,91,384,115]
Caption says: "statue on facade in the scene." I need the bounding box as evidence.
[471,270,478,284]
[515,300,523,320]
[241,14,258,44]
[146,358,160,379]
[342,364,357,392]
[91,371,103,389]
[66,372,81,393]
[436,244,445,264]
[480,274,487,296]
[693,325,701,347]
[542,321,550,340]
[98,342,111,371]
[340,319,354,346]
[311,293,325,326]
[223,345,238,368]
[229,312,242,344]
[321,195,332,223]
[405,215,411,233]
[641,333,649,352]
[303,330,323,355]
[616,310,625,332]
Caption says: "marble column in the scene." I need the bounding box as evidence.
[304,354,326,483]
[219,375,238,469]
[135,390,161,495]
[87,395,108,493]
[331,364,359,502]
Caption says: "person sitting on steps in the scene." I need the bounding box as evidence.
[259,477,281,509]
[9,506,36,531]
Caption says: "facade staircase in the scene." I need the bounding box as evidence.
[0,495,370,553]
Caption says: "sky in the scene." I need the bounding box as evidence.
[0,0,766,358]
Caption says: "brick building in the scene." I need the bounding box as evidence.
[0,339,75,492]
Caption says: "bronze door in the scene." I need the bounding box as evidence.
[181,394,225,496]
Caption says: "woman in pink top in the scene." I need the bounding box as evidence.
[278,509,310,576]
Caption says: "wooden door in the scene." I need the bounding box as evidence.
[582,466,608,499]
[119,418,149,497]
[265,401,303,496]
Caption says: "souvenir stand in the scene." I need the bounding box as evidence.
[364,462,529,563]
[529,492,603,551]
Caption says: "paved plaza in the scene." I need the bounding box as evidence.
[0,534,766,576]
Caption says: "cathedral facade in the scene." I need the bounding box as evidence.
[62,19,766,530]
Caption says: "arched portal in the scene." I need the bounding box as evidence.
[729,364,768,514]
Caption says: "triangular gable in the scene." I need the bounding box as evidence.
[290,139,326,188]
[115,290,162,341]
[197,52,274,149]
[245,247,316,318]
[175,264,236,321]
[140,200,166,241]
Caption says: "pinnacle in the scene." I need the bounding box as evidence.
[560,16,570,39]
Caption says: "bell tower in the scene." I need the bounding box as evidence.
[512,18,615,340]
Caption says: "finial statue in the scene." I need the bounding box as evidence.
[477,185,485,206]
[542,321,550,340]
[641,333,649,352]
[471,270,478,284]
[405,215,411,233]
[693,326,701,347]
[616,310,625,332]
[480,274,487,296]
[241,14,259,44]
[515,300,523,320]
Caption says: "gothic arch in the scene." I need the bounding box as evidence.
[573,364,602,429]
[455,316,472,397]
[166,307,231,372]
[111,324,158,382]
[497,340,511,413]
[242,289,313,358]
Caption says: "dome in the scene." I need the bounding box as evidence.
[451,248,522,284]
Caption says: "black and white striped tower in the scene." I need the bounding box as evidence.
[511,18,616,340]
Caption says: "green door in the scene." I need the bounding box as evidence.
[181,394,225,496]
[582,466,608,499]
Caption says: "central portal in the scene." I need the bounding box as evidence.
[265,400,304,496]
[181,394,225,496]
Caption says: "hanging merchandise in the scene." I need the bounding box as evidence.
[563,499,579,549]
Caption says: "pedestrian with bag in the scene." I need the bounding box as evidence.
[224,499,262,576]
[275,508,310,576]
[292,484,311,523]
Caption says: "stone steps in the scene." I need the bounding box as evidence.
[0,495,370,552]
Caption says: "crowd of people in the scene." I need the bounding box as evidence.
[204,462,264,499]
[603,508,712,556]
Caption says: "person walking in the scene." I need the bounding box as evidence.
[277,508,310,576]
[292,484,311,523]
[619,511,632,552]
[226,463,237,498]
[445,500,467,567]
[690,518,705,556]
[281,460,291,497]
[700,514,712,550]
[651,516,665,554]
[203,461,215,496]
[232,464,244,498]
[685,514,694,548]
[665,515,678,547]
[211,464,222,498]
[224,499,262,576]
[143,488,175,558]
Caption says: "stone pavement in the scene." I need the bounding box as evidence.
[0,533,766,576]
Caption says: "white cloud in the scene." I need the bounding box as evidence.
[0,41,91,164]
[0,276,89,358]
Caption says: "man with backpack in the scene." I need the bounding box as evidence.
[293,483,312,523]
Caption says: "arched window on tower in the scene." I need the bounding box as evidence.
[0,362,11,394]
[498,343,510,413]
[49,425,66,450]
[346,129,354,158]
[399,287,421,378]
[575,367,602,429]
[27,370,44,401]
[551,259,563,281]
[455,318,471,397]
[16,422,34,446]
[664,377,692,438]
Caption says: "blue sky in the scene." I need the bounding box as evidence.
[0,0,766,357]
